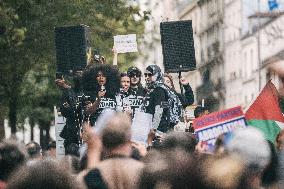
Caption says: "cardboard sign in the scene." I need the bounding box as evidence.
[114,34,138,53]
[131,111,153,145]
[193,106,247,151]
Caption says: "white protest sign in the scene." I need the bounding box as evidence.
[114,34,138,53]
[131,111,153,145]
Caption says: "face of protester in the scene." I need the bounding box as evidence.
[48,148,56,158]
[96,71,107,86]
[144,71,153,84]
[164,76,172,89]
[121,76,130,92]
[129,72,140,86]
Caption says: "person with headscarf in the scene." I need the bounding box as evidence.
[143,65,182,133]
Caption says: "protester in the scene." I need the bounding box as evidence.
[0,140,27,189]
[46,140,56,158]
[127,66,147,116]
[261,140,279,187]
[163,73,194,108]
[82,64,120,126]
[127,66,146,96]
[26,141,42,159]
[276,130,284,151]
[157,131,198,153]
[120,72,130,94]
[201,155,246,189]
[139,149,200,189]
[143,65,182,133]
[83,112,144,189]
[226,127,271,189]
[56,72,83,151]
[118,72,132,113]
[194,105,209,118]
[6,159,83,189]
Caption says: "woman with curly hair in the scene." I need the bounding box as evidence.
[82,64,121,126]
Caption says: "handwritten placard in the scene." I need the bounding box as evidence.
[114,34,138,53]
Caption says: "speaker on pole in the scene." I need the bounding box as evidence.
[55,25,91,75]
[160,20,196,73]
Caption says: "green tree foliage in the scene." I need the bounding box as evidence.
[0,0,148,139]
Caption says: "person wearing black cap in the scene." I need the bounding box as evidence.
[143,65,182,133]
[126,66,147,117]
[127,66,146,96]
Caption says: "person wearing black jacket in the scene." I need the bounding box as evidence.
[56,73,83,152]
[163,73,194,108]
[143,65,182,133]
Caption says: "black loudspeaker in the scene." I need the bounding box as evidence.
[160,20,196,73]
[55,25,91,75]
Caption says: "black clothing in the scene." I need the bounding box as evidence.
[128,85,146,97]
[176,84,194,108]
[128,85,147,117]
[84,168,108,189]
[145,87,170,132]
[89,96,118,126]
[59,89,82,148]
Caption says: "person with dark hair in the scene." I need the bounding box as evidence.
[56,71,83,152]
[143,65,182,133]
[127,66,146,96]
[164,73,194,108]
[139,149,204,189]
[6,159,82,189]
[0,140,27,188]
[118,72,132,113]
[82,64,121,126]
[194,106,209,118]
[126,66,147,117]
[26,141,42,159]
[120,72,130,94]
[158,132,198,153]
[46,140,56,158]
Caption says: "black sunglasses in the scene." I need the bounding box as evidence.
[129,72,141,77]
[144,73,153,77]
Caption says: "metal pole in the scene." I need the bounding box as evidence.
[257,0,261,91]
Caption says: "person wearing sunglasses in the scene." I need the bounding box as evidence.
[143,65,182,133]
[125,66,147,116]
[127,66,146,96]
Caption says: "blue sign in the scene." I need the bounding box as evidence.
[268,0,279,11]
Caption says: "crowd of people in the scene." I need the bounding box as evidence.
[2,112,284,189]
[3,51,284,189]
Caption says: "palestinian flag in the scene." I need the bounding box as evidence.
[245,80,284,143]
